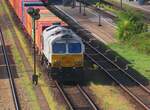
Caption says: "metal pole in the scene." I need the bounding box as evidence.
[83,0,86,16]
[98,0,102,26]
[120,0,122,9]
[22,0,24,24]
[79,1,81,13]
[72,0,75,8]
[32,18,36,75]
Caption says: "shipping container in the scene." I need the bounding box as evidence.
[8,0,48,21]
[9,0,15,8]
[24,6,66,51]
[8,0,67,51]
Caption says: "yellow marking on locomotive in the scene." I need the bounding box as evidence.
[51,54,84,67]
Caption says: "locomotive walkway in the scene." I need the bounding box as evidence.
[56,4,117,44]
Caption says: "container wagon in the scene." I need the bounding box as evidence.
[8,0,48,21]
[24,6,66,52]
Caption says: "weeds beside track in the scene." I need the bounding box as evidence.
[55,81,99,110]
[0,28,20,110]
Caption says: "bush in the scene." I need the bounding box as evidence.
[116,10,148,41]
[130,32,150,54]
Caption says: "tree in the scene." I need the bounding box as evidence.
[116,10,147,41]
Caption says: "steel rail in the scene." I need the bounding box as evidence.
[55,81,74,110]
[46,5,150,110]
[77,85,99,110]
[85,53,150,110]
[55,81,99,110]
[51,4,150,97]
[0,28,20,110]
[84,41,150,94]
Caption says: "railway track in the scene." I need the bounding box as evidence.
[77,0,150,23]
[55,81,99,110]
[0,28,20,110]
[76,0,117,19]
[48,5,150,110]
[84,40,150,110]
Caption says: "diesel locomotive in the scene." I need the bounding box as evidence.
[40,25,85,77]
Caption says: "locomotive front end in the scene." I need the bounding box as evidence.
[42,25,85,70]
[51,54,84,68]
[51,36,84,68]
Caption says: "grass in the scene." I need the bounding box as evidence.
[2,0,66,110]
[89,83,135,110]
[129,32,150,54]
[96,0,150,80]
[84,61,135,110]
[0,1,41,110]
[95,2,119,15]
[109,42,150,80]
[85,61,135,110]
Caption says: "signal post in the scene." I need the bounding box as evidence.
[27,8,40,84]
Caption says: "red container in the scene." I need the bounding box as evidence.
[24,6,66,51]
[8,0,66,52]
[24,0,48,2]
[8,0,48,21]
[9,0,16,9]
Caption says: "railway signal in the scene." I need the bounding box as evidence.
[27,7,40,77]
[27,8,40,20]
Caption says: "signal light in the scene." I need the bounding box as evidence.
[27,7,35,15]
[27,8,40,20]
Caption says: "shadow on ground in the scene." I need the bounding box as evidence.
[47,6,150,87]
[5,0,149,88]
[0,45,18,79]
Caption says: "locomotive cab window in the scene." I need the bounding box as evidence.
[68,43,81,53]
[52,43,66,53]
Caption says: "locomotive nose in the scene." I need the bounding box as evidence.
[52,54,83,67]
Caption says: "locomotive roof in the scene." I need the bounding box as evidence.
[42,25,82,42]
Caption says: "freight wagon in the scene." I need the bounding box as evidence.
[24,6,66,51]
[8,0,48,21]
